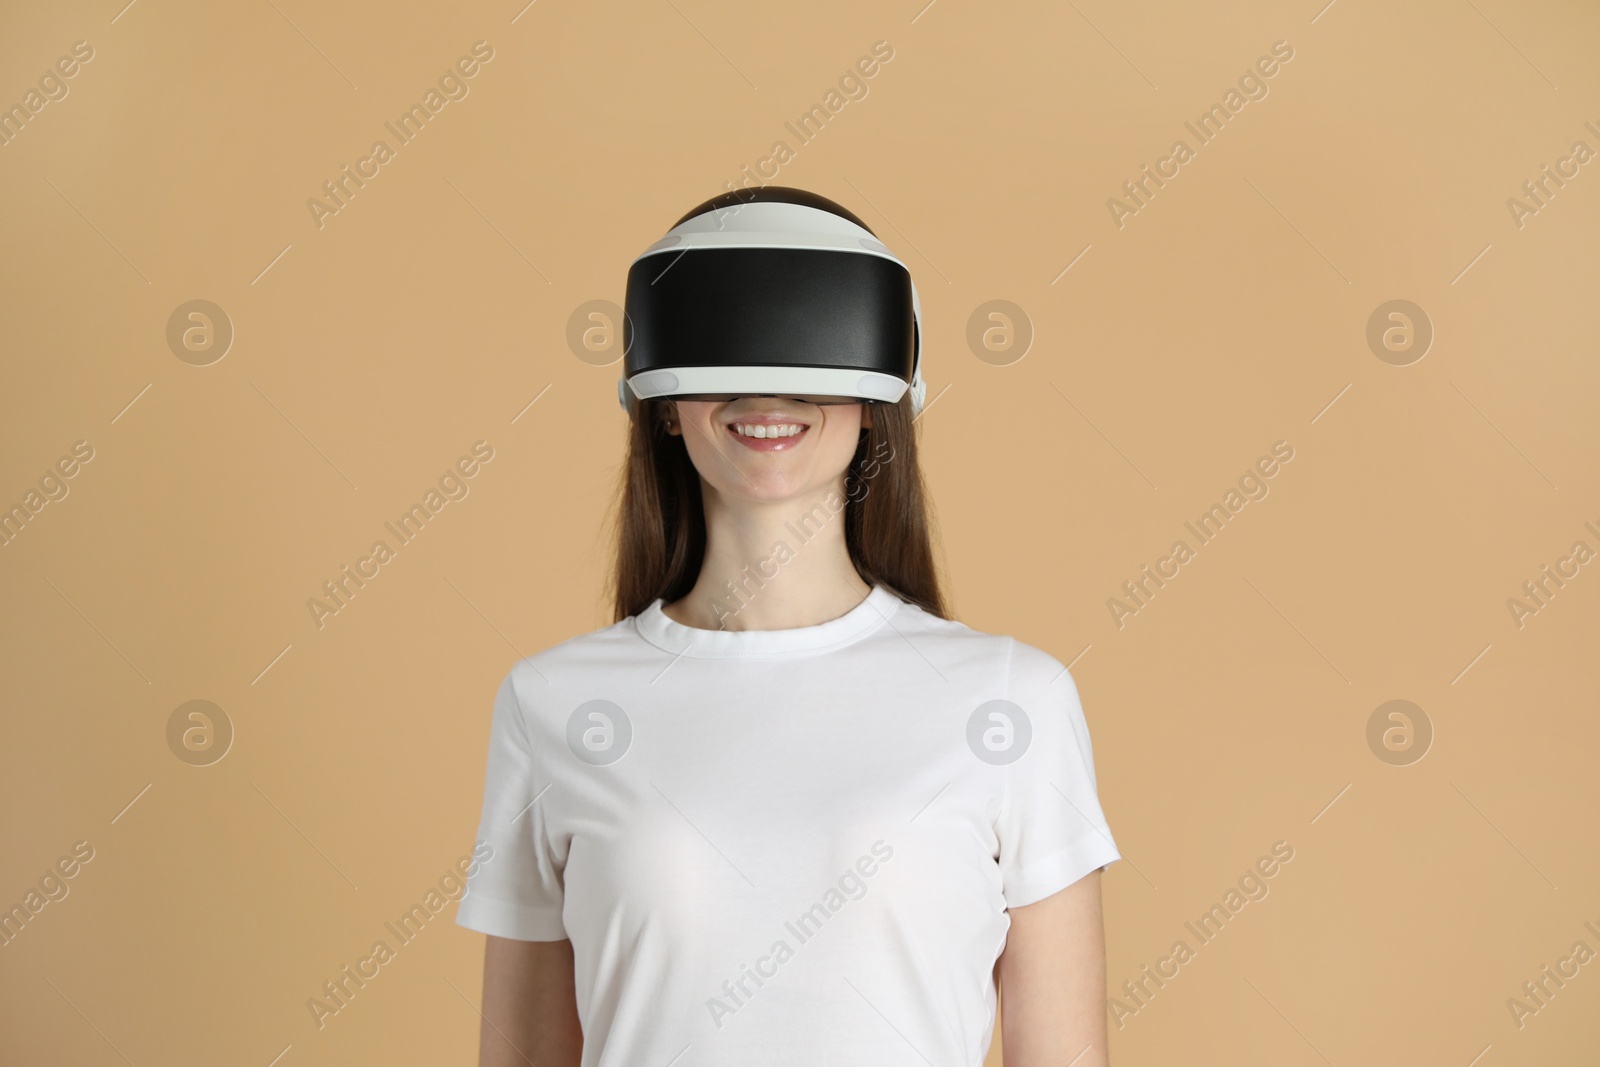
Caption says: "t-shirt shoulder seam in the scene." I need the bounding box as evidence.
[999,635,1017,837]
[502,667,536,761]
[1000,636,1075,691]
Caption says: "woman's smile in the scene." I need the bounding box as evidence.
[723,415,812,452]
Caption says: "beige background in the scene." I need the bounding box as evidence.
[2,0,1597,1063]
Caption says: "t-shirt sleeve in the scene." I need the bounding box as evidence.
[995,639,1122,908]
[455,668,569,940]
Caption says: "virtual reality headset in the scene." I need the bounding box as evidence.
[617,187,926,415]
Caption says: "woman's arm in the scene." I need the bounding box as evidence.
[996,869,1109,1067]
[478,934,583,1067]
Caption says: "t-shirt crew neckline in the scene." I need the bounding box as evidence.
[634,584,902,658]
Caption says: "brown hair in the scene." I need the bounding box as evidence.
[606,393,947,623]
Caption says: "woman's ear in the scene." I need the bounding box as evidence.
[663,401,682,435]
[861,402,873,430]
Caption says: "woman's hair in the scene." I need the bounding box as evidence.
[606,393,947,623]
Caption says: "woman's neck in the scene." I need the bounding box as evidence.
[662,482,870,631]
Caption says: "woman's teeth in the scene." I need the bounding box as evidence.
[731,423,806,439]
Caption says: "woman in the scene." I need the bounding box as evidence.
[457,187,1121,1067]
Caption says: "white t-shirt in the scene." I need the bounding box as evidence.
[456,584,1120,1066]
